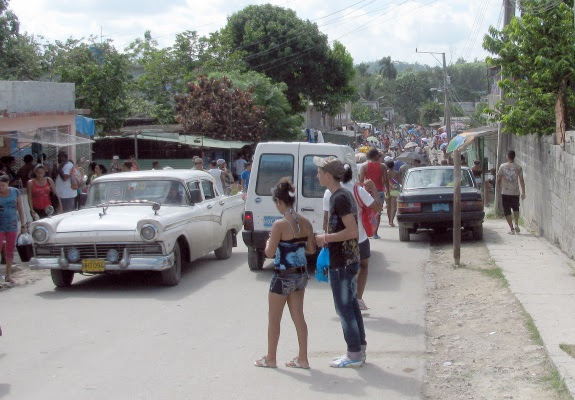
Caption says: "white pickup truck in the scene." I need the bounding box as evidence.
[29,170,245,287]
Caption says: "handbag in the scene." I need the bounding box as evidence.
[353,184,378,238]
[315,247,329,282]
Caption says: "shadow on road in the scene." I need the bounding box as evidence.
[33,249,248,301]
[361,315,424,337]
[274,362,419,397]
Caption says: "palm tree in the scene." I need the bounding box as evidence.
[378,56,397,81]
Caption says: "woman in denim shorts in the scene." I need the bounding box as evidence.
[254,178,316,369]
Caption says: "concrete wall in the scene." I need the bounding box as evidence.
[508,131,575,259]
[0,81,75,113]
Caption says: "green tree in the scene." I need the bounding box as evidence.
[419,101,443,126]
[219,4,355,113]
[356,62,371,76]
[378,56,397,80]
[175,75,266,142]
[126,30,207,123]
[483,0,575,144]
[0,0,44,80]
[46,38,131,131]
[391,71,432,123]
[209,70,302,141]
[351,102,387,127]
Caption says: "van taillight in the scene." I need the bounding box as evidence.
[244,211,254,231]
[397,202,421,213]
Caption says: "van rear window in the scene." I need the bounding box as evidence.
[302,155,331,198]
[256,154,294,196]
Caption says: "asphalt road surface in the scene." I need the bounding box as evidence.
[1,226,430,400]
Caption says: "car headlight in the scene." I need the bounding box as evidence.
[32,227,49,244]
[140,224,158,241]
[107,249,120,263]
[66,248,80,263]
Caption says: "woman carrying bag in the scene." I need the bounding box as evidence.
[27,164,62,219]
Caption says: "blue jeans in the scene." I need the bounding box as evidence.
[329,262,366,354]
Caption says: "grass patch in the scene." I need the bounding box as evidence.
[485,210,499,219]
[525,313,543,346]
[479,267,509,287]
[560,344,575,359]
[518,215,525,227]
[541,366,573,399]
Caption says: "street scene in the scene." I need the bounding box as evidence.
[1,0,575,399]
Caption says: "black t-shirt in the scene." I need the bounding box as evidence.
[327,188,360,268]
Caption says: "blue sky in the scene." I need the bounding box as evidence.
[10,0,504,65]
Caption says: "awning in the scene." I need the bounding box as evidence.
[97,131,252,149]
[4,129,94,146]
[447,126,497,153]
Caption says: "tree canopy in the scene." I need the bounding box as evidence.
[483,0,575,143]
[219,4,355,113]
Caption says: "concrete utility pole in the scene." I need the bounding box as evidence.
[494,0,516,216]
[416,49,451,139]
[453,149,462,265]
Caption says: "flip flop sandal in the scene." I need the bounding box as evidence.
[285,357,310,369]
[254,356,277,368]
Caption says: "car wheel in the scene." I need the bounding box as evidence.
[215,230,233,260]
[248,248,265,271]
[160,242,181,286]
[399,225,411,242]
[51,269,74,288]
[472,224,483,240]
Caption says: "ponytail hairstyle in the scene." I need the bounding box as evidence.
[271,177,296,207]
[341,163,353,183]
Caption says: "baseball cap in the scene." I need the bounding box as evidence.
[216,159,226,166]
[313,156,345,178]
[113,155,120,160]
[384,156,393,162]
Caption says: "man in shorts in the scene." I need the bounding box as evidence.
[497,150,526,234]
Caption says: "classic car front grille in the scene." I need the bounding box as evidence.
[34,243,164,258]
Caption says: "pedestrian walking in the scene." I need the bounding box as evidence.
[254,178,315,369]
[385,160,400,227]
[314,156,366,368]
[497,150,526,235]
[208,160,226,195]
[217,159,234,195]
[322,164,382,311]
[240,162,252,192]
[233,154,247,183]
[55,151,77,213]
[359,148,390,239]
[0,174,27,285]
[27,164,61,219]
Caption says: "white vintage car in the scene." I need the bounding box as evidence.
[29,170,244,287]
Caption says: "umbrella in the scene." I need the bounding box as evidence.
[396,151,423,164]
[366,136,378,143]
[404,142,418,150]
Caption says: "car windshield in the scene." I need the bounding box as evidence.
[86,180,187,206]
[404,169,474,189]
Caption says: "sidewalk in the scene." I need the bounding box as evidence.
[483,218,575,396]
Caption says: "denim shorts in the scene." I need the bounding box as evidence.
[269,271,308,295]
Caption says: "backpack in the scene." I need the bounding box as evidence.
[353,184,378,238]
[70,165,84,190]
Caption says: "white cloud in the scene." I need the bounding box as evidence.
[9,0,502,64]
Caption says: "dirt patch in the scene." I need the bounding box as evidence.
[424,239,571,399]
[560,344,575,360]
[0,262,48,291]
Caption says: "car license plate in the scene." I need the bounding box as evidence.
[82,259,105,272]
[432,203,449,212]
[263,216,282,228]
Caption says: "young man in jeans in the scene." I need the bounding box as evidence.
[497,150,526,234]
[314,156,366,368]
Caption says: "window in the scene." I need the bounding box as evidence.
[255,154,294,196]
[201,180,216,200]
[86,180,187,206]
[404,168,474,189]
[302,155,334,198]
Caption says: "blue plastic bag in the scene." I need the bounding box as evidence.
[315,247,330,282]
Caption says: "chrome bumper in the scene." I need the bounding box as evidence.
[29,254,175,272]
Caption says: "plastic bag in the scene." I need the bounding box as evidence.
[17,233,32,245]
[315,247,329,282]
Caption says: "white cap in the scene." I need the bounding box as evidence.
[384,156,393,162]
[113,155,120,160]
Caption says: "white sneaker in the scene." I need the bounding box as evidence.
[357,298,369,311]
[329,354,364,368]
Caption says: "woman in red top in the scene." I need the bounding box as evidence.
[27,164,62,219]
[359,149,390,239]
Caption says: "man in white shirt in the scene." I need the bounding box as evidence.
[55,151,77,212]
[208,160,225,195]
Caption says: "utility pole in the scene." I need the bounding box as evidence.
[494,0,516,215]
[416,49,451,139]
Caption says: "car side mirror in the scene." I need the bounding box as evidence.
[189,189,203,204]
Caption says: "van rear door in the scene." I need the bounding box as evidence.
[297,144,340,232]
[249,143,300,231]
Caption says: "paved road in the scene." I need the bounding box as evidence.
[1,226,430,400]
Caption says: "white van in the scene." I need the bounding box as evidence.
[242,142,356,270]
